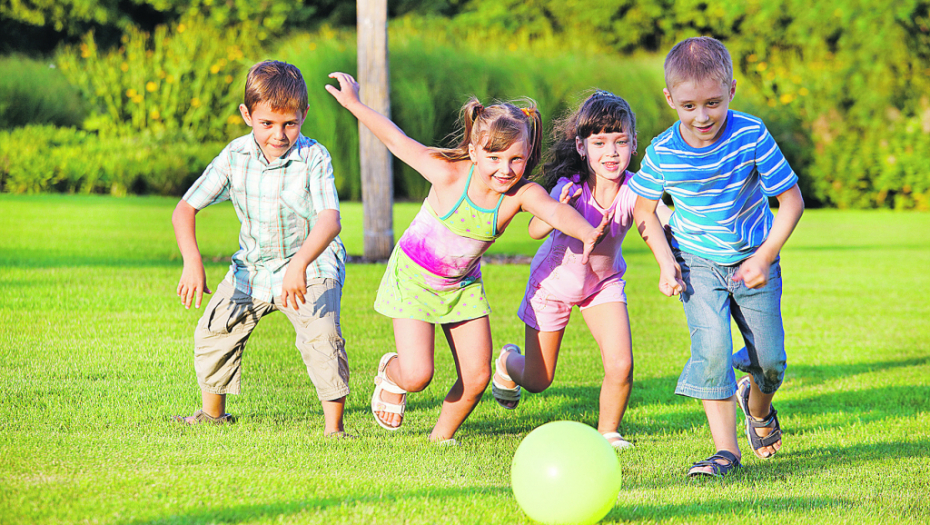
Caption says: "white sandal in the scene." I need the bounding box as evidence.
[492,344,522,410]
[602,432,633,450]
[371,352,407,431]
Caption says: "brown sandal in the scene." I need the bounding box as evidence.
[173,409,235,425]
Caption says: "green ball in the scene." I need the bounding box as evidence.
[511,421,622,524]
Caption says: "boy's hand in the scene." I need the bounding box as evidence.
[325,72,361,109]
[658,263,685,297]
[733,254,772,289]
[281,263,308,310]
[177,263,211,309]
[580,210,613,265]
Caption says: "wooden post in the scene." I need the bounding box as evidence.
[357,0,393,260]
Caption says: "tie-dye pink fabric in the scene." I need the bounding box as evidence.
[398,198,498,291]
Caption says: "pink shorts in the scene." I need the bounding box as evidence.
[517,279,627,332]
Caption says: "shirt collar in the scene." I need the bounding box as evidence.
[247,133,307,166]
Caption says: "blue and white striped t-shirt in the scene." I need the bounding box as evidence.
[630,110,798,265]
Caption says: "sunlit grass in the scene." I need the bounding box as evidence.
[1,194,928,524]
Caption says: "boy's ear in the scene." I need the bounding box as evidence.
[729,79,737,100]
[301,105,309,121]
[663,88,676,109]
[239,104,252,126]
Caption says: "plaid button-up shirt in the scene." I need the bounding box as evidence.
[183,133,346,302]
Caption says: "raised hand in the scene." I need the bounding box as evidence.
[325,72,361,109]
[580,209,613,265]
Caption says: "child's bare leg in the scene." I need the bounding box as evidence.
[429,317,493,441]
[322,396,346,435]
[375,318,436,428]
[202,391,226,418]
[498,326,564,393]
[743,375,782,457]
[580,303,633,436]
[691,397,741,475]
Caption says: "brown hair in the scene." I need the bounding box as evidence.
[430,97,543,176]
[664,36,733,89]
[536,90,636,190]
[243,60,308,113]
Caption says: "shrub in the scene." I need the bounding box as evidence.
[0,126,221,196]
[0,55,86,129]
[55,13,264,142]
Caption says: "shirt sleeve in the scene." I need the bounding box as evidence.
[182,146,232,210]
[307,143,340,213]
[629,145,666,200]
[755,124,798,197]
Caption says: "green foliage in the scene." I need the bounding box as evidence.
[54,14,263,142]
[0,125,221,195]
[281,26,672,200]
[0,55,86,129]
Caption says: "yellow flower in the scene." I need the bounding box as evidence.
[747,54,757,62]
[227,115,240,125]
[756,62,768,72]
[150,109,161,120]
[80,44,91,58]
[146,81,158,92]
[210,64,221,74]
[177,23,187,33]
[225,75,234,84]
[191,98,202,108]
[126,88,137,98]
[767,99,777,107]
[133,95,144,104]
[120,63,129,72]
[166,74,175,84]
[158,70,166,79]
[799,87,810,96]
[308,42,317,51]
[218,58,227,67]
[779,93,795,105]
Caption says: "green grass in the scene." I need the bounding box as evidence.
[1,194,928,524]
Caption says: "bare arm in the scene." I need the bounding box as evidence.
[527,182,581,239]
[281,209,342,310]
[520,183,609,264]
[172,200,211,309]
[633,195,684,296]
[733,183,804,288]
[325,72,445,181]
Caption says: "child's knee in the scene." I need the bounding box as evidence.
[522,374,554,394]
[603,358,633,385]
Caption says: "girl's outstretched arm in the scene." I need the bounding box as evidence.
[527,181,581,240]
[325,72,444,180]
[519,182,609,264]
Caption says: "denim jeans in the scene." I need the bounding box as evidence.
[674,250,787,400]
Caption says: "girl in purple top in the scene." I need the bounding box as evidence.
[493,91,671,449]
[326,73,609,443]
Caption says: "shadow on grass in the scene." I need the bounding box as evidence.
[467,355,930,439]
[119,486,510,525]
[608,495,860,522]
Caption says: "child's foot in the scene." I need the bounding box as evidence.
[492,344,522,409]
[172,409,235,425]
[324,430,356,439]
[601,432,633,450]
[372,352,407,430]
[687,450,741,477]
[736,376,783,459]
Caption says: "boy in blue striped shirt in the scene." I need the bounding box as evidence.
[171,61,350,436]
[631,37,804,477]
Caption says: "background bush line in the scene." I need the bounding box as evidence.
[2,0,929,209]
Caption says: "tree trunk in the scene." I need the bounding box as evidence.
[357,0,393,260]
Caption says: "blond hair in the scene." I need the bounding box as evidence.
[664,36,733,89]
[243,60,308,113]
[430,97,543,176]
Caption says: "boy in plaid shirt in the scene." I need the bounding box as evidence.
[172,60,350,436]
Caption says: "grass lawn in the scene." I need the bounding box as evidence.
[1,194,928,524]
